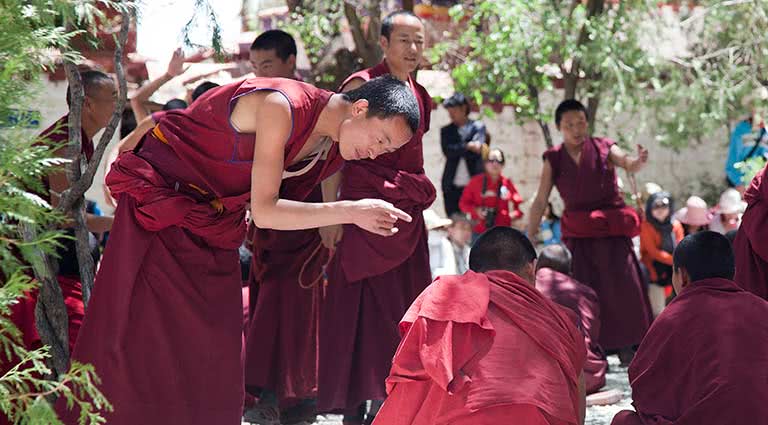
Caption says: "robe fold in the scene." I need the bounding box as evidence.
[544,137,651,350]
[373,270,585,425]
[318,61,436,412]
[535,268,606,394]
[55,78,343,425]
[611,278,768,425]
[734,166,768,299]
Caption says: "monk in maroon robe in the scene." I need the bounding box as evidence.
[535,244,606,394]
[612,231,768,425]
[318,11,436,423]
[734,165,768,299]
[527,99,651,361]
[54,76,420,425]
[374,228,586,425]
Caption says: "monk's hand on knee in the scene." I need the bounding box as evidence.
[349,199,412,237]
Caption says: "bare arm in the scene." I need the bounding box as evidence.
[116,115,156,153]
[526,159,555,238]
[130,48,187,122]
[608,144,648,174]
[238,92,410,234]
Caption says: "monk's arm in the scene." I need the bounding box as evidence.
[241,92,410,235]
[130,48,187,122]
[115,115,156,154]
[608,144,648,174]
[48,167,113,233]
[526,160,554,238]
[319,170,344,248]
[578,372,586,425]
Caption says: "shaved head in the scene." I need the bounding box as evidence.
[469,227,537,275]
[536,244,572,275]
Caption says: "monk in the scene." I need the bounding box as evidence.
[733,164,768,299]
[373,227,586,425]
[612,231,768,425]
[527,99,652,363]
[54,75,420,425]
[318,10,436,424]
[242,29,324,424]
[535,244,607,394]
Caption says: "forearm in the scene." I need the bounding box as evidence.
[527,197,547,234]
[321,170,342,203]
[251,199,354,231]
[131,73,173,121]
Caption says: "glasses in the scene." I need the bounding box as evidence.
[487,159,504,164]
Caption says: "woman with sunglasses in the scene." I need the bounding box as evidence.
[459,148,524,239]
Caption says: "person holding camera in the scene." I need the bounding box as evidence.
[459,148,524,238]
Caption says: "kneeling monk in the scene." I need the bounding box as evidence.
[612,231,768,425]
[374,227,586,425]
[55,75,420,425]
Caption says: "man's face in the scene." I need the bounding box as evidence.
[250,48,295,78]
[447,221,472,247]
[558,110,588,148]
[85,80,117,131]
[380,15,425,75]
[337,100,413,161]
[446,105,468,125]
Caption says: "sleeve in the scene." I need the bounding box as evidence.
[441,126,466,159]
[640,222,674,265]
[507,179,524,219]
[459,178,481,219]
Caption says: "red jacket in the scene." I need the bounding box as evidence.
[459,173,523,234]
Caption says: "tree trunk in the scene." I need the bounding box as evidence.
[538,119,554,148]
[344,0,383,68]
[586,95,600,134]
[562,0,605,101]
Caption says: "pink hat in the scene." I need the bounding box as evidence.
[674,196,713,226]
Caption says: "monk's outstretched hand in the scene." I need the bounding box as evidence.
[349,199,412,237]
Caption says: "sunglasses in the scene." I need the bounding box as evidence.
[487,159,504,164]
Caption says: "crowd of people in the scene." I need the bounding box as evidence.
[3,8,768,425]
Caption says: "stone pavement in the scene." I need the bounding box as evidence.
[243,355,634,425]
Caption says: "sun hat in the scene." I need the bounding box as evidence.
[674,196,713,226]
[716,188,747,215]
[423,209,452,230]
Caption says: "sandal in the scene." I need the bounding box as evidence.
[243,402,281,425]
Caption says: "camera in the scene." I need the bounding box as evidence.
[483,207,497,229]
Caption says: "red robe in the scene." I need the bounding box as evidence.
[373,270,585,425]
[544,137,651,350]
[535,268,606,394]
[611,278,768,425]
[318,62,436,412]
[54,78,343,425]
[734,166,768,299]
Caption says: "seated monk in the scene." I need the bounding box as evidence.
[535,244,607,394]
[373,227,586,425]
[612,231,768,425]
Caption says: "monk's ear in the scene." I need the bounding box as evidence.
[352,99,369,117]
[379,35,390,51]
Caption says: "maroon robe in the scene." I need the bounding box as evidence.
[544,137,651,350]
[374,271,585,425]
[55,78,343,425]
[734,166,768,299]
[611,278,768,425]
[318,62,436,412]
[535,268,606,394]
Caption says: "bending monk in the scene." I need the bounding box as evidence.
[373,227,586,425]
[318,10,436,423]
[734,164,768,299]
[54,75,420,425]
[535,244,607,394]
[612,231,768,425]
[527,99,651,363]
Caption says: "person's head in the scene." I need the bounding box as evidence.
[337,75,420,161]
[469,227,538,283]
[447,213,472,247]
[536,243,572,275]
[67,70,117,133]
[555,99,588,148]
[162,98,187,111]
[484,148,505,178]
[646,191,673,225]
[716,188,746,231]
[191,81,219,101]
[544,202,559,221]
[380,10,425,76]
[672,231,735,294]
[443,93,470,125]
[249,29,297,78]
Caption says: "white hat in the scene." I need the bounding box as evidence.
[717,188,747,215]
[674,196,713,226]
[423,210,452,230]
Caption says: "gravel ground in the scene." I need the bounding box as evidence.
[243,355,633,425]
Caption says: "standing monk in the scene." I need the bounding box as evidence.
[318,10,436,424]
[535,244,607,394]
[527,99,651,363]
[242,29,324,425]
[373,228,586,425]
[733,164,768,299]
[55,75,420,425]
